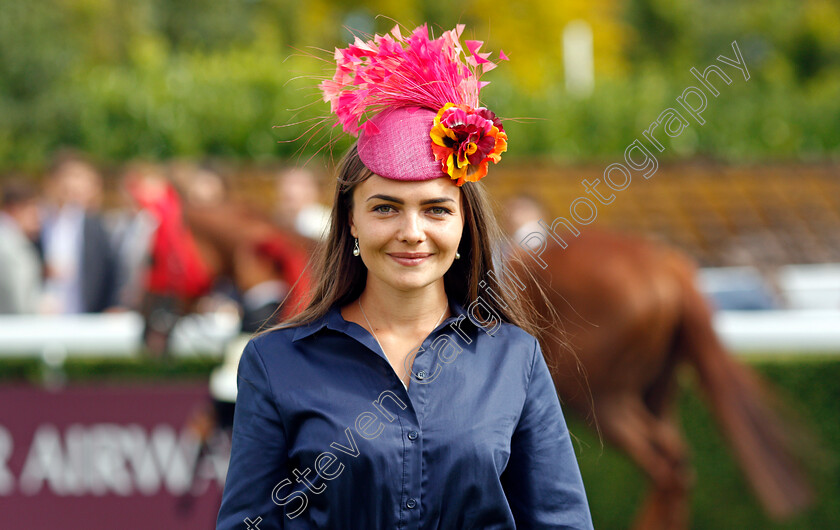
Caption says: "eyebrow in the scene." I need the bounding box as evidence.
[366,194,456,205]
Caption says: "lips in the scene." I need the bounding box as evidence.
[388,252,433,266]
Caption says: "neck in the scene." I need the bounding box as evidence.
[358,278,450,335]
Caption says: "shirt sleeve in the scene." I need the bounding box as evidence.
[216,339,288,530]
[501,337,594,529]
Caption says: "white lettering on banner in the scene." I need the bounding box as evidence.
[19,425,68,495]
[90,424,132,495]
[120,424,163,495]
[149,424,200,495]
[10,423,226,496]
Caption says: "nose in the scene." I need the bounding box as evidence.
[396,210,426,244]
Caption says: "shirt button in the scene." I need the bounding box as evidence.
[416,370,427,380]
[407,430,418,440]
[406,498,417,509]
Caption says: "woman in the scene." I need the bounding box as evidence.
[217,23,593,529]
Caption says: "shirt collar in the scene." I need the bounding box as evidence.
[291,291,474,342]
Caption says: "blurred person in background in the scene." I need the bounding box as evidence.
[170,161,238,313]
[0,178,44,314]
[109,162,165,311]
[171,160,294,325]
[170,160,229,209]
[39,150,118,314]
[502,192,548,244]
[274,167,330,241]
[120,161,214,355]
[500,192,551,262]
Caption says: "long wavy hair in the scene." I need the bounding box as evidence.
[260,143,567,349]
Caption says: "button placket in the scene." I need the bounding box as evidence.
[402,333,439,528]
[406,335,437,426]
[401,417,423,527]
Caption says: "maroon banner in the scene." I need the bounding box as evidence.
[0,382,229,529]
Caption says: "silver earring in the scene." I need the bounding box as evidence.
[353,238,360,256]
[455,251,461,260]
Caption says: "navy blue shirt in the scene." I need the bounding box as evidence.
[216,293,593,529]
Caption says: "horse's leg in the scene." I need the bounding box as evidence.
[634,407,693,530]
[643,349,694,489]
[598,395,691,530]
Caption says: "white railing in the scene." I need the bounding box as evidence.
[713,310,840,353]
[2,264,840,358]
[0,308,838,358]
[0,311,240,358]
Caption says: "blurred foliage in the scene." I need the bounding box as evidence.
[0,356,219,384]
[0,0,838,171]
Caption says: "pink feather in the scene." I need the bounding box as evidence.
[318,23,504,136]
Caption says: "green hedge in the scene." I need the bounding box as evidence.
[1,354,838,528]
[0,356,219,384]
[2,0,840,170]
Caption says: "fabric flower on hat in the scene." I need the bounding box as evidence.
[430,103,507,185]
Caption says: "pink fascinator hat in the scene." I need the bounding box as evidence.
[319,24,509,186]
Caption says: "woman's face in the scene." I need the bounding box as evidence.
[349,174,465,293]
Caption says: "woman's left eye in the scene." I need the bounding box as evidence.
[428,206,452,215]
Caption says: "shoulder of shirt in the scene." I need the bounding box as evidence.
[492,320,539,347]
[239,326,319,391]
[465,320,540,372]
[496,321,542,365]
[244,325,303,360]
[245,313,339,356]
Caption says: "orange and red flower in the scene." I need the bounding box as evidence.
[430,103,508,186]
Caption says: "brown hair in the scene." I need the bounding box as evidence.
[48,148,96,177]
[1,176,39,209]
[260,143,566,349]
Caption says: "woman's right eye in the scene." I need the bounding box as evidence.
[373,204,395,213]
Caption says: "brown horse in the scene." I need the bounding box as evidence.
[510,226,813,529]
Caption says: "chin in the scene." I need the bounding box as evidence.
[382,269,446,292]
[388,276,439,292]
